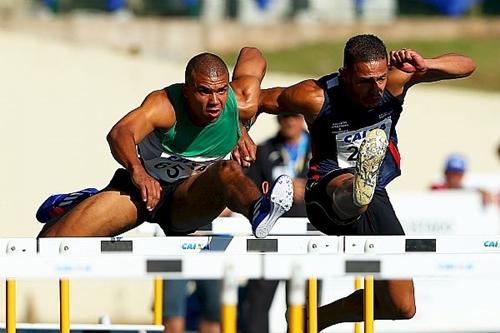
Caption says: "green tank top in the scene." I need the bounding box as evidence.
[160,83,240,157]
[137,83,241,183]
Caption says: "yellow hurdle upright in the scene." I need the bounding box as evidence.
[222,265,237,333]
[59,278,70,333]
[6,279,16,333]
[153,277,163,325]
[364,275,374,333]
[354,276,363,333]
[307,278,318,333]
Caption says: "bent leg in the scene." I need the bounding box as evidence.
[38,188,142,237]
[317,279,415,331]
[169,160,261,232]
[326,173,367,220]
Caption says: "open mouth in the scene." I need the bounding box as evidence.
[206,109,221,120]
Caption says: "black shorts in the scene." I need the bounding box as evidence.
[108,168,196,235]
[305,169,405,236]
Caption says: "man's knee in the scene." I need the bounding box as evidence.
[392,295,416,319]
[380,290,416,320]
[375,281,416,320]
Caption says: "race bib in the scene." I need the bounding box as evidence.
[335,119,392,168]
[143,152,228,183]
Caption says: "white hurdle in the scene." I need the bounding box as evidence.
[3,235,500,333]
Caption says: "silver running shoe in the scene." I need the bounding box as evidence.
[251,175,294,238]
[353,128,388,206]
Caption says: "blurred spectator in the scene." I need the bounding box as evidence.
[242,114,313,333]
[431,153,468,190]
[431,153,493,206]
[163,279,221,333]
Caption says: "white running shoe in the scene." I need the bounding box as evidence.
[353,128,388,207]
[251,175,294,238]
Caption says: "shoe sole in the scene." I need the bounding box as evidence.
[254,175,294,238]
[354,129,388,206]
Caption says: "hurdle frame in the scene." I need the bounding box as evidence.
[4,235,500,333]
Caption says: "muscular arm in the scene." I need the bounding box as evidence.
[107,89,175,209]
[259,80,324,124]
[387,49,476,99]
[229,47,266,167]
[230,47,267,122]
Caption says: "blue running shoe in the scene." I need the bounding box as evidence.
[251,175,293,238]
[36,188,98,223]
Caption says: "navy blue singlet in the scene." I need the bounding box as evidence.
[307,73,403,189]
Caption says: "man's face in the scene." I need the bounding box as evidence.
[445,171,464,189]
[341,59,388,108]
[184,70,229,126]
[278,115,305,141]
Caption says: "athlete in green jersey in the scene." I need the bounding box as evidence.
[38,48,293,238]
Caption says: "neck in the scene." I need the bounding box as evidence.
[284,133,303,145]
[285,137,300,145]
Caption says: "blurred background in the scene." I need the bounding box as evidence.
[0,0,499,332]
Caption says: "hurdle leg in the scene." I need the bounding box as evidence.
[307,278,318,333]
[6,279,16,333]
[289,266,305,333]
[60,278,70,333]
[222,265,237,333]
[153,277,163,325]
[354,276,363,333]
[364,275,374,333]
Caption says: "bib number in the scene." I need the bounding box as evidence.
[335,119,392,168]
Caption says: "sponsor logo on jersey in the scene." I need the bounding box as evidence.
[342,123,388,144]
[330,121,349,131]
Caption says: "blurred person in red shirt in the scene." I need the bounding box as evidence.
[431,153,493,206]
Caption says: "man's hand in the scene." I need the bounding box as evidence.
[390,48,427,73]
[131,167,162,211]
[232,126,257,168]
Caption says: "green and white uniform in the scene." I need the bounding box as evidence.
[138,83,241,183]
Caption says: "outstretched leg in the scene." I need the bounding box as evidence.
[317,280,415,331]
[305,129,415,330]
[38,188,142,237]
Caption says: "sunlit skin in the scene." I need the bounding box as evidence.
[183,71,230,126]
[340,59,388,108]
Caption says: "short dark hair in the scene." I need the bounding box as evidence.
[185,52,229,85]
[343,34,388,67]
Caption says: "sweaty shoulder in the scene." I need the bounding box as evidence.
[280,79,324,124]
[143,89,176,131]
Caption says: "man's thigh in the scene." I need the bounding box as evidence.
[168,164,234,232]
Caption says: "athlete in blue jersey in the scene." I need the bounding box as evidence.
[259,34,476,330]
